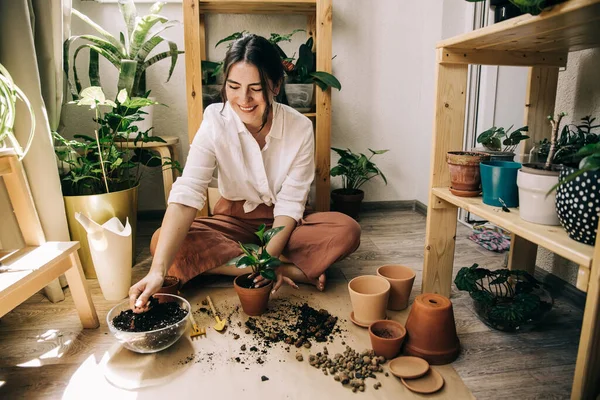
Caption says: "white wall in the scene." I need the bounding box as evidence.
[64,0,453,210]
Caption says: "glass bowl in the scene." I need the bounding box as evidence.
[107,293,190,354]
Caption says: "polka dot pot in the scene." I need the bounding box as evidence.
[555,167,600,246]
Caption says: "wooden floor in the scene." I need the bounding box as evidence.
[0,209,582,399]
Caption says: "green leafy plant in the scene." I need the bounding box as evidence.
[0,63,35,159]
[227,224,284,282]
[64,0,183,99]
[465,0,565,15]
[53,86,177,196]
[330,148,388,192]
[477,125,529,152]
[454,263,553,331]
[536,116,599,167]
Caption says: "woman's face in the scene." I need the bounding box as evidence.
[225,62,277,129]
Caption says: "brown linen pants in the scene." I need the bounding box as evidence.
[152,198,361,285]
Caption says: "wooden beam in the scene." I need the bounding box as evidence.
[0,156,12,176]
[577,265,590,293]
[522,66,559,155]
[183,0,204,145]
[314,0,332,212]
[422,62,468,297]
[438,48,567,67]
[507,234,538,274]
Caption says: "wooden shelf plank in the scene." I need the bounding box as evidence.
[431,187,594,268]
[199,0,316,14]
[437,0,600,54]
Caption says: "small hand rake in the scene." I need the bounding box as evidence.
[189,312,206,339]
[206,295,227,332]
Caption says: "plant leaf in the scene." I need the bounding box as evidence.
[263,226,285,244]
[236,255,256,269]
[261,268,277,281]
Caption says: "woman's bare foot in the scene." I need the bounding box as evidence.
[278,264,326,292]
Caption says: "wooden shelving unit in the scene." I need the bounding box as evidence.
[183,0,333,215]
[423,1,600,398]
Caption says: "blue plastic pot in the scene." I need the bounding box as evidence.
[480,161,521,207]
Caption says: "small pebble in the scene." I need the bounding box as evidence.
[233,334,240,340]
[385,372,389,377]
[261,376,269,382]
[240,344,247,351]
[245,328,251,334]
[201,299,208,305]
[296,353,304,362]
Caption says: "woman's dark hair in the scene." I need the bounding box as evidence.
[220,34,285,132]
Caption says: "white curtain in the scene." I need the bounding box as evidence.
[0,0,73,302]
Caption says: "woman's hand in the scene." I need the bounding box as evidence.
[253,268,298,294]
[129,271,164,313]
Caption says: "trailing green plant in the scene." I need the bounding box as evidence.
[215,30,341,91]
[476,125,529,153]
[0,63,35,159]
[64,0,183,99]
[454,263,553,331]
[53,86,178,196]
[227,224,284,282]
[330,148,388,192]
[465,0,565,15]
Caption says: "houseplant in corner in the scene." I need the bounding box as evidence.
[517,113,566,225]
[475,125,529,161]
[330,147,388,219]
[228,224,284,316]
[53,87,173,278]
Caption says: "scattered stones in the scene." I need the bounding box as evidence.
[240,344,247,351]
[201,299,208,306]
[296,353,304,362]
[233,334,240,340]
[245,328,251,334]
[373,382,382,390]
[261,376,269,382]
[384,372,389,377]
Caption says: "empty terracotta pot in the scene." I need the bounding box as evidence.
[368,320,407,359]
[156,275,180,296]
[404,293,460,365]
[234,274,273,316]
[348,276,390,326]
[447,151,490,192]
[377,265,416,310]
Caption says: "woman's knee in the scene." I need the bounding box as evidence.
[150,228,161,256]
[331,212,361,253]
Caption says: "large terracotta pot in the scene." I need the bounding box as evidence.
[446,151,490,195]
[348,275,390,326]
[404,293,460,365]
[368,320,406,359]
[377,265,416,310]
[234,274,273,316]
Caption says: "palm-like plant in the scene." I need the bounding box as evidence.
[0,63,35,159]
[64,0,183,99]
[330,148,388,192]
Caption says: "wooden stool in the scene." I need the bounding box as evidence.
[0,150,99,328]
[119,136,180,205]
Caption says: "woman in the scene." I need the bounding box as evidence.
[129,34,360,311]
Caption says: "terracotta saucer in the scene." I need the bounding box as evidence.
[449,187,481,197]
[401,368,444,394]
[349,312,386,328]
[389,356,430,379]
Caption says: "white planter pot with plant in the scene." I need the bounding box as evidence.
[517,113,565,225]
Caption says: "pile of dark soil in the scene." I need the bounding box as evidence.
[372,328,395,339]
[112,297,188,332]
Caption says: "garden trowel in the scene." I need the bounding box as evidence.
[206,295,227,331]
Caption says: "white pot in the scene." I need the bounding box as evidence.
[128,96,155,139]
[517,167,560,225]
[284,83,314,112]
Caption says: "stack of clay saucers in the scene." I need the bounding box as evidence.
[388,356,444,394]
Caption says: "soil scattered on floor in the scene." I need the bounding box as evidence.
[372,328,396,339]
[112,297,188,332]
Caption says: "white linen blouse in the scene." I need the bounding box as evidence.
[168,101,315,222]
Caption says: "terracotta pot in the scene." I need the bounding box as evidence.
[446,151,490,193]
[234,274,273,316]
[348,275,390,325]
[368,320,407,359]
[331,188,364,220]
[156,275,180,295]
[404,293,460,365]
[376,265,416,310]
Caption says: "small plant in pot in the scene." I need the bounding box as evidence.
[228,224,284,316]
[330,147,389,219]
[475,125,529,161]
[517,113,566,225]
[446,151,490,197]
[454,263,553,332]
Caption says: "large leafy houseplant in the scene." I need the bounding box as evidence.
[53,86,176,196]
[65,0,183,99]
[0,63,35,159]
[466,0,566,15]
[330,147,388,193]
[477,125,529,153]
[454,264,553,331]
[537,116,599,168]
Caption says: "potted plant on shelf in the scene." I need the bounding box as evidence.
[201,60,223,110]
[474,125,529,161]
[64,0,183,134]
[446,151,490,197]
[0,63,35,159]
[551,116,600,245]
[517,113,566,225]
[454,263,553,332]
[53,86,178,278]
[466,0,567,16]
[228,224,284,316]
[330,147,388,219]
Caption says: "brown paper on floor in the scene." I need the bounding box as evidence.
[89,278,473,399]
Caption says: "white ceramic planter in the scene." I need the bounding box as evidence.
[517,168,560,225]
[285,83,314,112]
